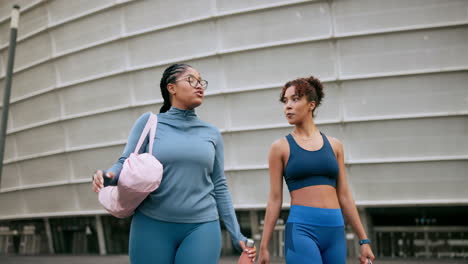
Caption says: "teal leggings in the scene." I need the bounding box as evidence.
[129,211,221,264]
[285,205,346,264]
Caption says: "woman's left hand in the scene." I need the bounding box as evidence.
[359,244,375,264]
[239,240,257,262]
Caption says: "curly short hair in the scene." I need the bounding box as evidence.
[279,76,325,117]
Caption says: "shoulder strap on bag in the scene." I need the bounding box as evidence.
[134,113,158,154]
[148,114,157,154]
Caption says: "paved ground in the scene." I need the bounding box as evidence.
[0,255,467,264]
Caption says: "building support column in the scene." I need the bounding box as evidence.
[95,215,107,255]
[249,210,260,238]
[44,218,54,254]
[249,210,262,250]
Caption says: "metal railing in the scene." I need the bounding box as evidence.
[374,226,468,259]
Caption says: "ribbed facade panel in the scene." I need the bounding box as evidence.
[341,72,468,120]
[350,160,468,203]
[0,0,466,221]
[338,27,468,78]
[333,0,468,35]
[217,1,332,50]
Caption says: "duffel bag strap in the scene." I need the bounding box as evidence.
[134,114,157,154]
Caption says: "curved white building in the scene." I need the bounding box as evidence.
[0,0,467,259]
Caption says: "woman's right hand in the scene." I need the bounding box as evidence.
[92,170,114,192]
[258,248,270,264]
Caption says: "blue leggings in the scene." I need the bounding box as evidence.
[285,205,346,264]
[129,211,221,264]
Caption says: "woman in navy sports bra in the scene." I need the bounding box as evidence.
[258,76,375,264]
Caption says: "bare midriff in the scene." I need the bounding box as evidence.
[290,185,340,209]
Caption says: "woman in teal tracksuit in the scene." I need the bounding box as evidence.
[92,64,256,264]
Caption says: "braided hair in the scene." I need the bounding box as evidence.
[159,64,192,113]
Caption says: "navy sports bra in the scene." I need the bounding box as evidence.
[283,132,339,192]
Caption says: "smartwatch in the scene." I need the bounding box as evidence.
[359,239,371,245]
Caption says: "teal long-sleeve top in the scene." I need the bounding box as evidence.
[105,107,246,248]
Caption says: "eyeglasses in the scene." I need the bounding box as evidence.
[175,76,208,90]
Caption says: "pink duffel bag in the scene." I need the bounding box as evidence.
[98,113,163,218]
